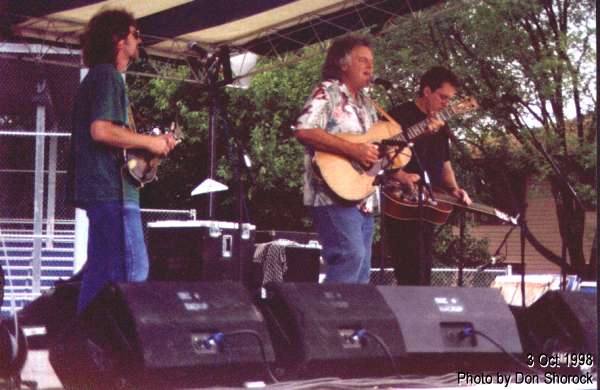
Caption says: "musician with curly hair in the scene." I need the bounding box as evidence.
[67,9,175,312]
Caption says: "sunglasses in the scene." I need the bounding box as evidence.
[131,30,141,39]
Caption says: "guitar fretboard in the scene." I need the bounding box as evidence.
[391,106,454,142]
[434,193,495,216]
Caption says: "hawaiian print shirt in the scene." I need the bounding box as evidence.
[295,79,379,209]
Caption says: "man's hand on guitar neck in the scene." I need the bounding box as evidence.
[450,187,472,206]
[424,116,445,135]
[146,133,176,156]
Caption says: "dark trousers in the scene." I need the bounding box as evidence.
[384,218,435,285]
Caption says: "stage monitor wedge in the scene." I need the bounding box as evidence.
[516,290,597,357]
[50,281,275,389]
[263,282,405,379]
[377,286,523,372]
[263,283,523,379]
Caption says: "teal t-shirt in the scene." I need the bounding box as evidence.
[67,64,139,208]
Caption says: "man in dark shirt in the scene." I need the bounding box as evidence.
[67,9,175,312]
[385,66,472,285]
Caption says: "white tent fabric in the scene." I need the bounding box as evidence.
[3,0,443,59]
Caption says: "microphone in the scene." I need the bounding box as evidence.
[138,45,149,62]
[372,77,394,90]
[219,45,233,84]
[187,41,209,58]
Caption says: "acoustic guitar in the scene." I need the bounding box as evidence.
[383,186,518,225]
[312,97,478,201]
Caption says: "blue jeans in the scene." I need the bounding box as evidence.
[77,201,149,312]
[310,205,374,284]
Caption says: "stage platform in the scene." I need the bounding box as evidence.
[17,350,597,390]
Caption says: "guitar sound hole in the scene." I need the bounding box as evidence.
[350,161,365,174]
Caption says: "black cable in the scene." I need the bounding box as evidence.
[220,330,279,383]
[465,329,545,376]
[353,330,399,375]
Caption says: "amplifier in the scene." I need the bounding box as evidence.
[147,220,255,286]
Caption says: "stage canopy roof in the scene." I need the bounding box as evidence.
[3,0,443,59]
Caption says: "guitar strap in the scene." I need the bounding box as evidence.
[127,104,137,132]
[371,102,401,129]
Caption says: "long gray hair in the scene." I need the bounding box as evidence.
[321,35,371,81]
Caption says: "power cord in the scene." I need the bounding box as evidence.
[457,326,545,376]
[202,330,279,383]
[351,329,399,375]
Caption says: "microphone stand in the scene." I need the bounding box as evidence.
[374,140,407,281]
[221,103,254,288]
[377,139,435,286]
[527,134,585,289]
[197,47,253,287]
[404,143,435,285]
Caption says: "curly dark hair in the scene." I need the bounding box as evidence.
[321,35,371,81]
[418,66,460,96]
[81,9,137,67]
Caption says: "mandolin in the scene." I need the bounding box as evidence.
[122,121,183,187]
[383,186,518,225]
[312,97,478,201]
[121,105,183,187]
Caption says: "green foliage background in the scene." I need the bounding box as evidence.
[127,0,596,271]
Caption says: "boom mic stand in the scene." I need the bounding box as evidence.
[405,144,437,286]
[528,135,585,289]
[194,46,253,287]
[374,140,407,281]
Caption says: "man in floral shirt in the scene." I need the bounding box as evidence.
[294,35,379,283]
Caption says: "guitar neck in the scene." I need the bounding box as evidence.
[434,193,498,219]
[390,106,455,143]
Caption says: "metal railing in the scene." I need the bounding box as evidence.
[1,208,196,316]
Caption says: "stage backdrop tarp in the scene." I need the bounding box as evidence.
[3,0,443,59]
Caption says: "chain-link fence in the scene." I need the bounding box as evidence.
[370,266,511,287]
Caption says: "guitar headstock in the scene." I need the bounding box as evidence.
[451,96,479,115]
[494,209,519,226]
[169,121,184,142]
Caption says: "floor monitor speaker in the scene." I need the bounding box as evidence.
[377,286,523,373]
[49,281,274,388]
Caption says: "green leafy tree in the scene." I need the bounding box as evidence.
[376,0,596,277]
[216,49,323,229]
[127,0,594,277]
[128,50,324,229]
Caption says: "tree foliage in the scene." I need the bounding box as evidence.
[128,0,595,275]
[376,0,596,277]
